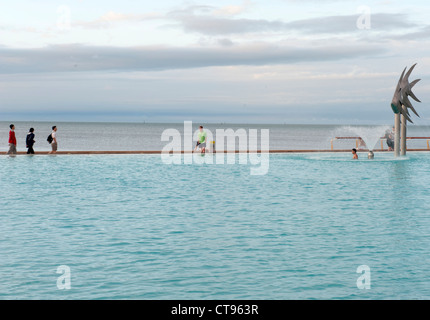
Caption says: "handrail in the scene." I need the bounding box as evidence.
[330,136,430,151]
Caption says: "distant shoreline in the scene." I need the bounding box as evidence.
[0,120,418,127]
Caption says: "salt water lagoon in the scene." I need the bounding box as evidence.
[2,0,430,303]
[1,152,430,299]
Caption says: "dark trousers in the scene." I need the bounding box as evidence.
[27,146,35,154]
[387,140,394,149]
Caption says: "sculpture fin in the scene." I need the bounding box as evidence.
[410,79,421,88]
[400,107,413,123]
[395,67,407,91]
[409,90,421,103]
[409,105,420,118]
[404,63,417,82]
[404,96,420,117]
[406,114,414,123]
[403,95,413,109]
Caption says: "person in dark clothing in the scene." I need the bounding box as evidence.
[26,128,36,154]
[385,126,395,151]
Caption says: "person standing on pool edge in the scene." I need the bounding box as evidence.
[352,148,358,160]
[194,125,207,154]
[48,126,58,154]
[26,128,36,154]
[385,126,395,151]
[7,124,17,155]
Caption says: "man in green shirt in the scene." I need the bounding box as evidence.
[194,125,207,154]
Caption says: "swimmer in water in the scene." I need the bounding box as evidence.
[352,148,358,160]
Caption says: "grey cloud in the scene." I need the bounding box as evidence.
[73,12,164,29]
[394,25,430,40]
[288,13,416,34]
[168,5,216,15]
[174,17,285,35]
[170,12,418,35]
[0,43,387,74]
[217,39,235,47]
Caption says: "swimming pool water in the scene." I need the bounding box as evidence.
[1,153,430,299]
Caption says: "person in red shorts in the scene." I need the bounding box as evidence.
[7,124,17,155]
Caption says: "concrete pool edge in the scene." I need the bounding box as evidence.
[2,149,430,155]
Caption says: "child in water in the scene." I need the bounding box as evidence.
[352,148,358,160]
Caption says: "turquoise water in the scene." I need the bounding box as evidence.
[1,153,430,299]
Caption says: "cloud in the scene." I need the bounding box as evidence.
[73,11,163,29]
[217,39,235,47]
[393,25,430,40]
[0,42,387,74]
[170,12,417,36]
[213,0,252,16]
[171,16,286,35]
[287,13,416,34]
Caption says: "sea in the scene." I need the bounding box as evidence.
[2,121,430,152]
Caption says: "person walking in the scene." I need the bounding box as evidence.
[26,128,36,154]
[48,126,58,154]
[193,125,207,154]
[7,124,17,155]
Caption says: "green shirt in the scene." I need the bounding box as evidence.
[198,131,207,143]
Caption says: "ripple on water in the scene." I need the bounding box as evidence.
[1,153,430,299]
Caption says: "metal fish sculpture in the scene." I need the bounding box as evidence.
[391,64,421,123]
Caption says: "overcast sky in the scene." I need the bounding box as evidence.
[1,0,429,124]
